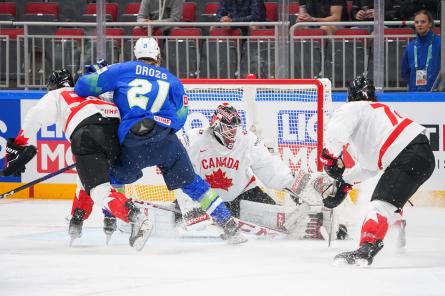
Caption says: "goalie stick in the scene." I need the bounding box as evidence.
[133,199,289,239]
[0,164,76,199]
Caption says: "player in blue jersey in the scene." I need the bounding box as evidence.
[75,37,247,244]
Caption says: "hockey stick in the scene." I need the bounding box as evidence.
[328,208,334,247]
[0,164,76,199]
[133,199,288,239]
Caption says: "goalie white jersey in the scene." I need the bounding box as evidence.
[18,87,120,143]
[324,101,425,184]
[184,128,294,202]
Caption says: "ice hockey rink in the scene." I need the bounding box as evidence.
[1,196,445,296]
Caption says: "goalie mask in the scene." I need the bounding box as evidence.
[47,68,74,91]
[347,75,376,102]
[210,103,242,149]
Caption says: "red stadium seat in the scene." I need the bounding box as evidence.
[131,27,163,37]
[293,29,326,78]
[0,2,16,21]
[167,28,202,78]
[432,27,440,35]
[84,3,118,21]
[25,2,59,17]
[210,28,242,37]
[169,28,201,37]
[199,2,218,22]
[203,2,219,15]
[265,2,278,21]
[181,2,197,22]
[0,28,24,40]
[334,29,369,42]
[383,28,414,87]
[346,1,353,21]
[250,28,275,39]
[125,3,141,14]
[384,28,415,41]
[288,2,300,14]
[55,28,85,41]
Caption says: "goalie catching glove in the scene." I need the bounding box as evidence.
[322,178,352,209]
[320,148,345,179]
[1,138,37,176]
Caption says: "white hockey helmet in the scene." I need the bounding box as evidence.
[134,37,160,61]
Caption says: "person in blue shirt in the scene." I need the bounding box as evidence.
[75,37,247,244]
[401,10,441,91]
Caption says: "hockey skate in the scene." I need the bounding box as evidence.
[103,216,117,245]
[333,240,384,266]
[219,217,248,245]
[127,201,153,251]
[68,208,85,247]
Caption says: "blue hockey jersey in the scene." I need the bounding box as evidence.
[74,61,188,143]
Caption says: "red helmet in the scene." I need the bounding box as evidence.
[210,103,242,149]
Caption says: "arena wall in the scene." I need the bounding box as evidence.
[1,90,445,206]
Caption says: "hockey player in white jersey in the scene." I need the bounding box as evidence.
[178,103,335,238]
[0,69,153,251]
[320,75,435,265]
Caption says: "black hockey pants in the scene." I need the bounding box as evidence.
[70,115,120,194]
[371,133,435,209]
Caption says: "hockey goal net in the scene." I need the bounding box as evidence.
[125,79,332,203]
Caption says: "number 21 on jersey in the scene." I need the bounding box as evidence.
[127,78,170,113]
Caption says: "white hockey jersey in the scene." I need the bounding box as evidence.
[18,87,120,144]
[184,128,294,202]
[324,101,425,184]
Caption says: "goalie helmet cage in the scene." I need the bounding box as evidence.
[124,78,333,203]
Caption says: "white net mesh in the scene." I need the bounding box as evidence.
[124,79,332,203]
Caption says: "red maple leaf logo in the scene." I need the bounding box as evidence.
[205,168,233,191]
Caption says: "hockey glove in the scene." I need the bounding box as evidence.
[1,138,37,176]
[85,59,108,74]
[320,148,345,179]
[322,178,352,209]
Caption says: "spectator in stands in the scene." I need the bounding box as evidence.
[401,10,441,91]
[400,0,440,20]
[352,0,405,21]
[137,0,184,23]
[215,0,266,35]
[297,0,349,34]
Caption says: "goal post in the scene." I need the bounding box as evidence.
[124,78,333,203]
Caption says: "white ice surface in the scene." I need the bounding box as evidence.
[1,199,445,296]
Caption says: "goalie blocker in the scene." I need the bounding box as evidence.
[1,138,37,177]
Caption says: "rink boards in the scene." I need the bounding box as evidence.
[1,90,445,207]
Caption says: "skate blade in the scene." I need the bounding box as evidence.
[226,234,248,245]
[132,221,154,252]
[355,259,370,267]
[69,237,76,247]
[332,257,349,266]
[105,234,112,246]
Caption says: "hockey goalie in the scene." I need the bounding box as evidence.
[175,103,347,240]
